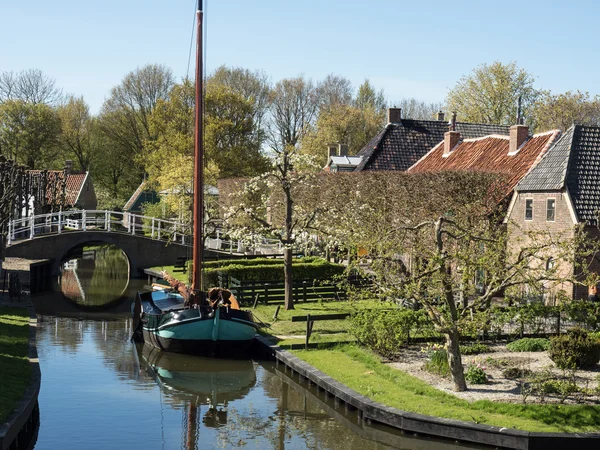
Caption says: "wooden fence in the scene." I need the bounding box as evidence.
[228,278,345,305]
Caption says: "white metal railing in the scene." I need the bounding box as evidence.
[7,210,191,246]
[6,210,287,255]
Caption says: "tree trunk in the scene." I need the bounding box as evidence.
[284,246,294,310]
[445,329,467,392]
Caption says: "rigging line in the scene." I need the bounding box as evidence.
[186,0,197,80]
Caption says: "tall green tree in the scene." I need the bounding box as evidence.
[532,90,600,131]
[300,103,384,166]
[57,96,98,171]
[446,61,541,125]
[355,79,386,115]
[99,64,174,177]
[0,99,61,169]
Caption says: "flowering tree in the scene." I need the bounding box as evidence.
[318,170,596,391]
[222,151,321,310]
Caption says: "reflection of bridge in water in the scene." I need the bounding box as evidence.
[5,210,288,278]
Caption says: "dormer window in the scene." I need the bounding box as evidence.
[546,199,555,222]
[525,199,533,221]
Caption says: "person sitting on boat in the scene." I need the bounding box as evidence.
[207,287,240,310]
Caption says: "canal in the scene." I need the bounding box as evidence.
[29,244,489,449]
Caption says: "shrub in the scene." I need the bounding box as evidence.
[348,309,430,358]
[549,328,600,369]
[502,367,533,379]
[461,343,491,355]
[422,344,449,376]
[203,259,345,286]
[465,363,488,384]
[506,338,550,352]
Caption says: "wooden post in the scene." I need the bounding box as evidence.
[305,313,312,349]
[82,210,87,232]
[264,283,269,305]
[273,305,281,321]
[253,294,260,309]
[303,280,307,302]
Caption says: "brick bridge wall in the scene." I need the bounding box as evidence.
[4,231,191,278]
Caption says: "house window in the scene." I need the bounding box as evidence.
[546,199,555,222]
[525,199,533,221]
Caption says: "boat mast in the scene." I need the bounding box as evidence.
[192,0,204,291]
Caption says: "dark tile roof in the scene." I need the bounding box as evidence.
[516,125,600,225]
[354,119,511,172]
[515,127,574,192]
[409,130,560,197]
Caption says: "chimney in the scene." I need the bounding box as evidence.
[444,131,460,156]
[64,160,73,175]
[509,124,529,154]
[437,111,445,121]
[327,144,337,159]
[387,107,402,124]
[338,143,349,157]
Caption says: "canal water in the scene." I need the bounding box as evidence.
[29,245,489,449]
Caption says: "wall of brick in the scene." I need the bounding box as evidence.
[507,191,577,302]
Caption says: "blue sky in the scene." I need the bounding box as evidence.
[1,0,597,114]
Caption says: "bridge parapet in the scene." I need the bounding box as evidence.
[8,210,190,246]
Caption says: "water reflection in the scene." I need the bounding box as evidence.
[59,244,129,307]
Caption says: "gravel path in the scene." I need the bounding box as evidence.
[387,343,600,404]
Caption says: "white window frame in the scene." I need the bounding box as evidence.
[546,198,556,222]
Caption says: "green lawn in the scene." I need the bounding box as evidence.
[0,307,32,423]
[252,301,391,346]
[293,344,600,433]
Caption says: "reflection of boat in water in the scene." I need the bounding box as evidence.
[138,345,257,432]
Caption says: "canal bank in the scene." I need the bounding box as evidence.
[0,297,40,450]
[253,336,600,450]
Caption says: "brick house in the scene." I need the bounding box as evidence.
[505,124,600,302]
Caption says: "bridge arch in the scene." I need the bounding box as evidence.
[5,231,190,278]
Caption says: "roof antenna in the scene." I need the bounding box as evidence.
[517,95,523,125]
[449,111,457,131]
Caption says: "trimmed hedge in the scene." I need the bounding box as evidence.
[203,258,345,286]
[203,256,324,268]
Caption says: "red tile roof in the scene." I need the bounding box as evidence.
[407,130,561,195]
[26,170,88,207]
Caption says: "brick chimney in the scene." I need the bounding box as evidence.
[327,144,337,159]
[387,107,402,124]
[443,131,460,156]
[64,160,73,175]
[437,111,445,121]
[509,124,529,154]
[338,143,349,156]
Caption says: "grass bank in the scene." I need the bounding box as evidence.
[293,344,600,433]
[0,307,32,423]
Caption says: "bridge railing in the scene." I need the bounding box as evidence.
[7,210,292,256]
[7,210,191,246]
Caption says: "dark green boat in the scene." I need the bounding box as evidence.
[132,290,259,357]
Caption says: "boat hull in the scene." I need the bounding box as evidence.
[135,291,258,357]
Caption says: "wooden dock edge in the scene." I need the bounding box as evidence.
[252,335,600,450]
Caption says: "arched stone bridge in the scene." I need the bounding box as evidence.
[6,210,191,277]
